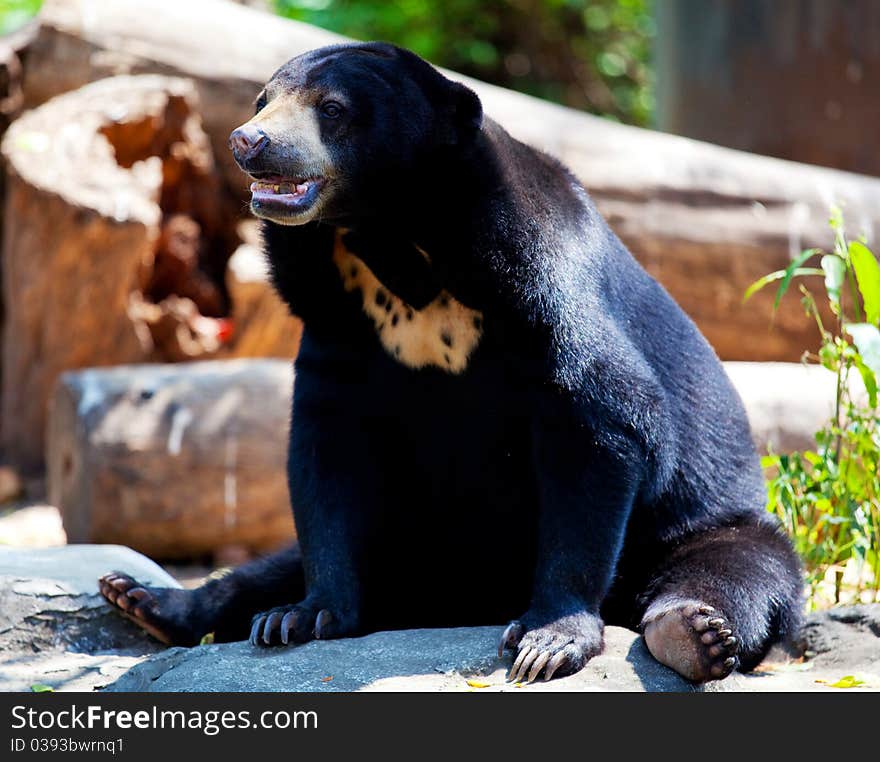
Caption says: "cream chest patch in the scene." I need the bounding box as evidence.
[332,232,483,373]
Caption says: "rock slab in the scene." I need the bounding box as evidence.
[104,610,880,693]
[105,626,698,693]
[3,547,878,693]
[0,545,178,692]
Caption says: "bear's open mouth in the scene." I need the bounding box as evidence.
[248,175,325,219]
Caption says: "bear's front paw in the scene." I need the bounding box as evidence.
[498,609,603,683]
[249,600,356,647]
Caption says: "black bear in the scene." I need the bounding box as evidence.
[100,42,803,684]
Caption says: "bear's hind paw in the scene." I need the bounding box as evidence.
[643,602,740,683]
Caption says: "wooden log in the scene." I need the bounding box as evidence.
[47,359,295,560]
[0,21,35,137]
[0,22,39,371]
[724,362,841,456]
[0,75,216,470]
[22,0,880,364]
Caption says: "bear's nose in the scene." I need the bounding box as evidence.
[228,125,269,163]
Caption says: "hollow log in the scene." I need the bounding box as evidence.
[47,359,295,560]
[21,0,880,365]
[1,73,303,470]
[2,76,166,469]
[0,75,220,470]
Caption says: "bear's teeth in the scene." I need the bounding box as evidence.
[251,179,312,195]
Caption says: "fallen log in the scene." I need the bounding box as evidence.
[23,0,880,363]
[47,359,296,561]
[724,362,839,455]
[47,358,836,560]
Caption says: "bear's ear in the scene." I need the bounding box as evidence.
[444,82,483,144]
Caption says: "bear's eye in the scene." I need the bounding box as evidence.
[320,101,343,119]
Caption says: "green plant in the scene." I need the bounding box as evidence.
[272,0,655,126]
[746,208,880,607]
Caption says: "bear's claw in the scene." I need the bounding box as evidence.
[250,604,337,646]
[314,609,334,639]
[497,621,524,658]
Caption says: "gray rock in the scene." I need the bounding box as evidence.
[0,545,179,691]
[105,606,880,693]
[106,625,702,692]
[798,605,880,670]
[0,544,179,597]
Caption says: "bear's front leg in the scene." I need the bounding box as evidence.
[250,390,378,647]
[499,404,643,682]
[248,498,364,646]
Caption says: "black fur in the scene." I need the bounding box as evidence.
[102,43,803,682]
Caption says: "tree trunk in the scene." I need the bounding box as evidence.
[221,230,302,361]
[656,0,880,176]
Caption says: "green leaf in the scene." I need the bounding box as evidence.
[743,264,823,304]
[854,356,878,408]
[847,323,880,376]
[30,684,54,693]
[803,451,823,466]
[849,241,880,324]
[774,250,821,310]
[821,254,846,313]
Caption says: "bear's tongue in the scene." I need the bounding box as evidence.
[251,179,311,197]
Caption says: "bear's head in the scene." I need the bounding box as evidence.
[228,42,483,226]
